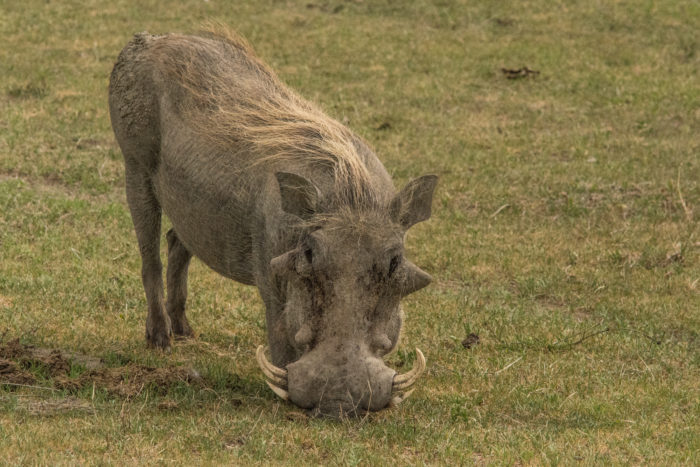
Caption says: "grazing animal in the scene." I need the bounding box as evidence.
[108,28,437,417]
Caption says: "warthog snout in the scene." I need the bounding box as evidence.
[257,345,426,418]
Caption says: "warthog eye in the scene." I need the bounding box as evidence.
[304,247,313,264]
[389,255,401,276]
[294,246,314,276]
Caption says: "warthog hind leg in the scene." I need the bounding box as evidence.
[125,167,172,350]
[166,228,194,338]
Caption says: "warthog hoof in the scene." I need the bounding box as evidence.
[171,317,195,340]
[146,313,173,351]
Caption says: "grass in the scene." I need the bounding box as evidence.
[1,0,698,463]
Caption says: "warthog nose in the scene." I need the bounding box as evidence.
[285,348,396,417]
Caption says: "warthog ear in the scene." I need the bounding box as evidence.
[390,175,438,229]
[276,172,320,220]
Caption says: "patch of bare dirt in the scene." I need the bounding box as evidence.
[462,333,480,349]
[0,338,202,397]
[492,17,515,27]
[501,67,540,79]
[0,358,36,385]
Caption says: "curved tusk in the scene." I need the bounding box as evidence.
[265,380,289,401]
[256,345,289,388]
[392,348,426,391]
[389,388,415,407]
[264,373,288,390]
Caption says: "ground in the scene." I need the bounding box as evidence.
[0,0,698,464]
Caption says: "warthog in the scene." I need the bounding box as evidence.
[108,28,437,417]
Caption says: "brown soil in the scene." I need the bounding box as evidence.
[462,333,480,349]
[501,67,540,79]
[0,338,202,397]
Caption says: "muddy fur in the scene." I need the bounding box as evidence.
[108,26,437,417]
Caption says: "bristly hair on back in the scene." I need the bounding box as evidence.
[148,23,378,209]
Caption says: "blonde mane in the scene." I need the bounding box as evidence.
[149,25,377,207]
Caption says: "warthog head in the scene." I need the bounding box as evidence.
[257,172,437,417]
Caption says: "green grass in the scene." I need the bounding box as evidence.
[1,0,698,464]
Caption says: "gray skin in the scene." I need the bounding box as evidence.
[108,32,437,417]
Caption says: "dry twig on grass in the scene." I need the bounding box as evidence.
[676,167,693,223]
[547,324,610,352]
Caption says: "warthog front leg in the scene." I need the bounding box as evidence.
[125,167,172,350]
[166,228,194,338]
